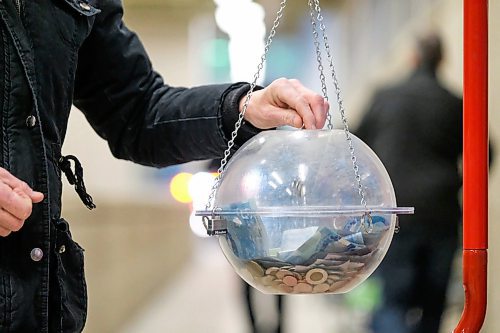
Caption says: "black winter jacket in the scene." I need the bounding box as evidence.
[0,0,258,332]
[356,68,463,225]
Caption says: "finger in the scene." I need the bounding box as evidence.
[0,183,33,220]
[279,108,304,128]
[255,105,301,129]
[0,226,11,237]
[0,168,39,198]
[0,207,24,232]
[30,191,44,203]
[0,168,27,190]
[272,79,316,129]
[293,100,316,129]
[321,100,330,128]
[289,79,328,128]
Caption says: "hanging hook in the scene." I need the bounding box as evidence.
[394,216,401,234]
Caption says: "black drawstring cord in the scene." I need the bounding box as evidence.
[58,155,96,210]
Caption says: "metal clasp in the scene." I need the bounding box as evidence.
[394,216,401,234]
[202,216,227,236]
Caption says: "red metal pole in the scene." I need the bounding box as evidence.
[454,0,488,332]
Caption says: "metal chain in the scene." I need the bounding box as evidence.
[312,0,367,209]
[206,0,367,212]
[205,0,288,211]
[307,0,333,129]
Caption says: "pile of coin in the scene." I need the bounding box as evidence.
[223,203,390,294]
[243,249,375,294]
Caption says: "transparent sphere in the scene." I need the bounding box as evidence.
[214,129,397,294]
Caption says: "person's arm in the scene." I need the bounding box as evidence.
[74,1,327,168]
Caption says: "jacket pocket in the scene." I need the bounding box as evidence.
[53,218,88,333]
[50,0,100,49]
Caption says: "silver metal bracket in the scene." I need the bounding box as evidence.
[203,216,227,236]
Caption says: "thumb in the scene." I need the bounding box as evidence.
[270,108,304,128]
[29,191,44,203]
[12,182,44,203]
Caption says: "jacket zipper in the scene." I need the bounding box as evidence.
[15,0,21,16]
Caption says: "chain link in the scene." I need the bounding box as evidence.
[205,0,288,211]
[206,0,367,212]
[311,0,367,209]
[307,0,332,130]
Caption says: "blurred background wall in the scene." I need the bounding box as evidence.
[62,0,499,332]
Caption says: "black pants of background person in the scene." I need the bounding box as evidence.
[244,282,283,333]
[210,158,284,333]
[369,217,459,333]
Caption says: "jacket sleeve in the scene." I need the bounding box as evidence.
[73,0,260,168]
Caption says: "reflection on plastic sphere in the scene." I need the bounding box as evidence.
[213,129,398,294]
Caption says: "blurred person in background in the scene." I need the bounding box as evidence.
[356,32,462,333]
[0,1,328,332]
[243,281,284,333]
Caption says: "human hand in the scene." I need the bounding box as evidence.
[240,78,329,129]
[0,168,44,237]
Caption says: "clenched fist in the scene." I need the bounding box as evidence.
[0,168,44,237]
